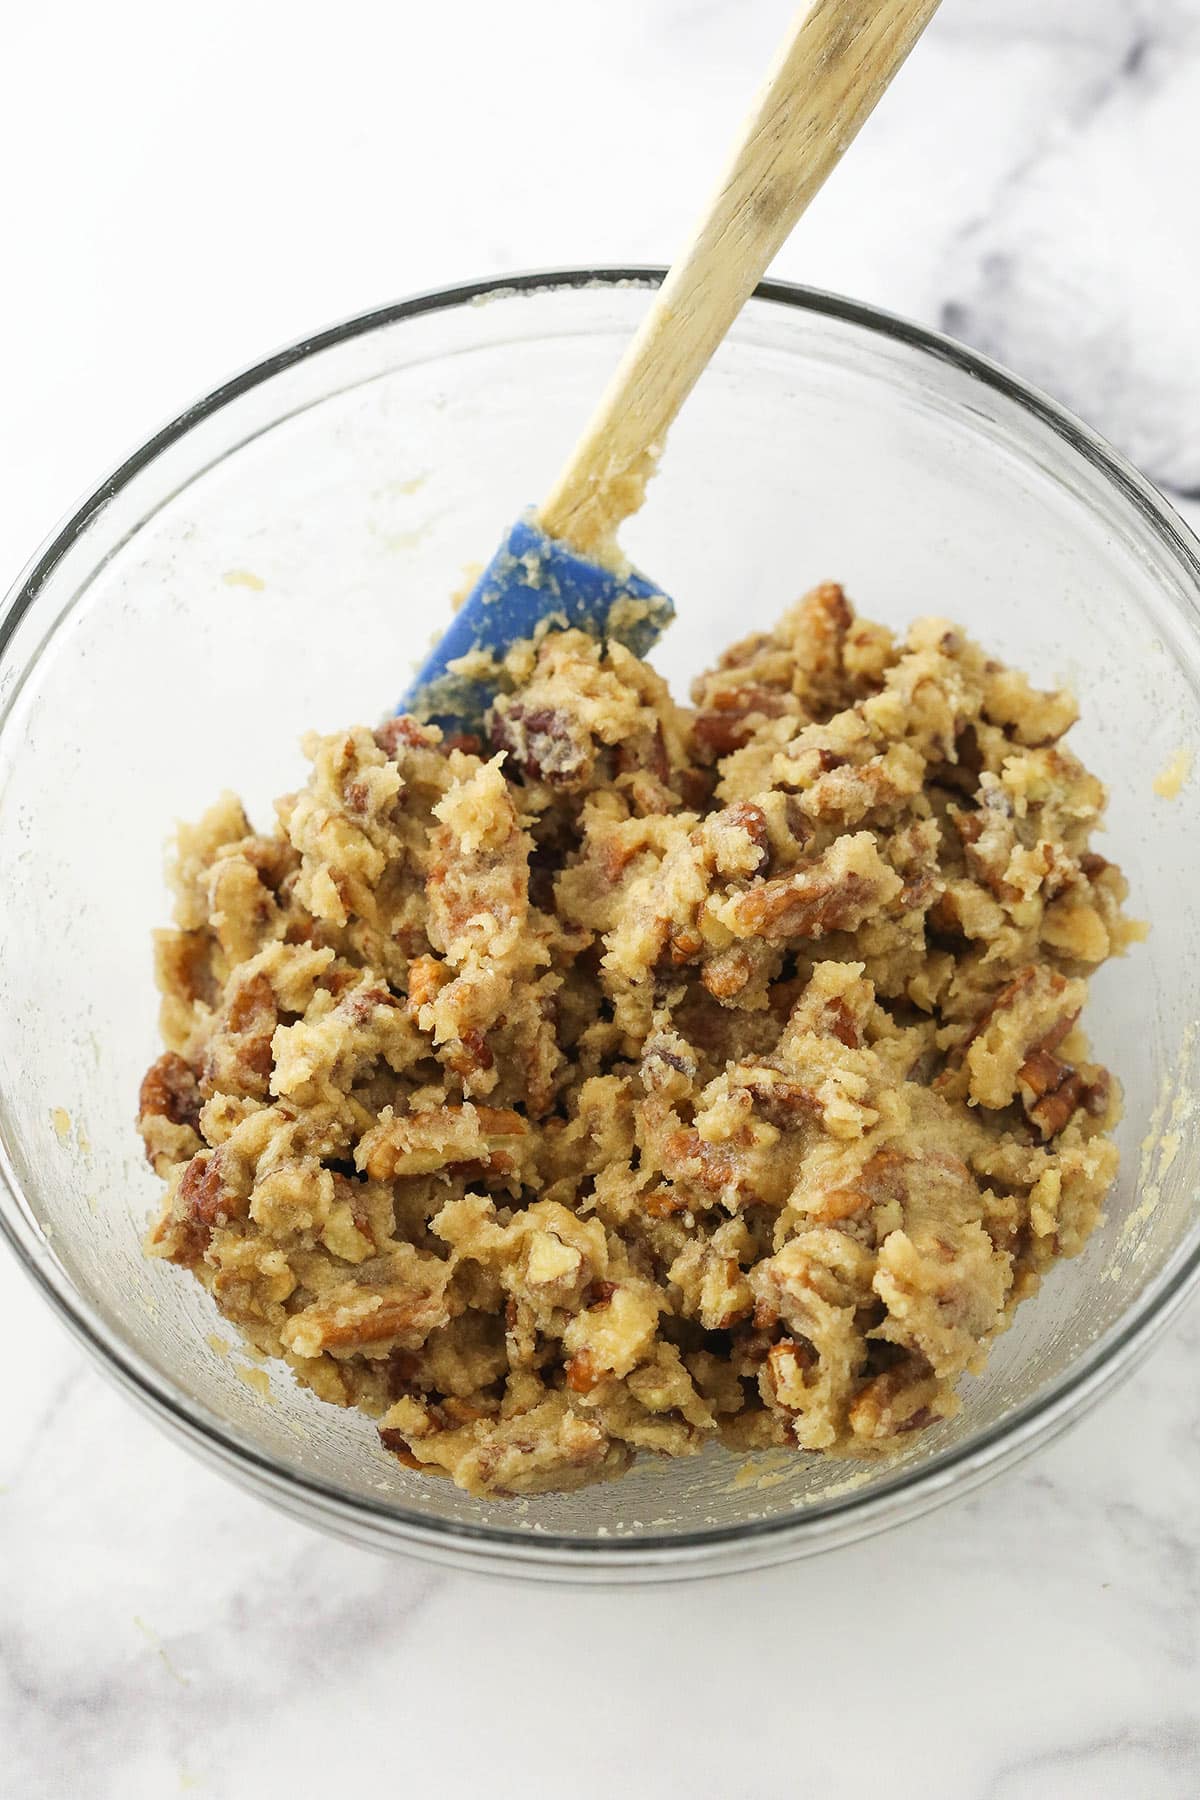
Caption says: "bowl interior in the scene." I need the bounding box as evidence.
[2,277,1199,1561]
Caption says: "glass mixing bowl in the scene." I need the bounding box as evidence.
[3,271,1199,1581]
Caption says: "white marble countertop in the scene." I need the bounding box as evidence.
[3,1,1200,1794]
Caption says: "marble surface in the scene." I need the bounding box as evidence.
[2,1,1200,1794]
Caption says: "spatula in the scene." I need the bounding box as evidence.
[400,0,942,734]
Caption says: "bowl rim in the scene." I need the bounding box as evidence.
[3,265,1200,1573]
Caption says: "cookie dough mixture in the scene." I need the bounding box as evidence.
[139,585,1137,1497]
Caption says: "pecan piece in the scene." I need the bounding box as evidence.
[615,723,671,785]
[738,1071,823,1128]
[813,1187,872,1223]
[375,715,437,756]
[692,686,792,758]
[491,702,591,787]
[661,1128,746,1195]
[1017,1042,1106,1139]
[719,835,900,944]
[824,996,860,1048]
[668,928,704,965]
[847,1363,937,1440]
[207,969,278,1096]
[713,800,771,872]
[341,984,400,1025]
[445,1027,494,1078]
[378,1428,424,1470]
[360,1103,527,1181]
[166,1150,242,1264]
[731,871,870,940]
[138,1053,202,1133]
[702,945,754,1001]
[565,1350,602,1394]
[405,954,449,1018]
[644,1188,694,1219]
[765,1337,816,1411]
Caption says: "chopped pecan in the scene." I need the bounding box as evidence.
[720,833,901,944]
[693,686,792,758]
[824,996,860,1048]
[644,1188,691,1219]
[893,1405,935,1435]
[765,1337,817,1410]
[847,1363,936,1440]
[601,835,643,884]
[491,702,590,787]
[378,1427,424,1470]
[730,870,871,942]
[962,967,1050,1050]
[738,1071,823,1128]
[449,1153,517,1180]
[711,1259,755,1329]
[1081,1068,1112,1117]
[284,1273,451,1356]
[1017,1041,1106,1139]
[702,945,754,1001]
[361,1103,527,1181]
[385,1350,421,1398]
[676,765,716,811]
[331,1172,377,1248]
[318,965,360,999]
[210,969,278,1095]
[662,1128,743,1194]
[615,723,671,786]
[227,969,273,1035]
[1019,1046,1069,1100]
[813,1187,872,1223]
[474,1104,525,1135]
[805,580,853,639]
[172,1150,241,1263]
[138,1053,202,1132]
[565,1350,601,1393]
[898,873,938,911]
[715,801,771,872]
[641,1037,697,1083]
[375,715,436,756]
[445,1028,494,1077]
[783,795,814,848]
[405,954,449,1018]
[341,984,399,1025]
[157,929,216,1006]
[668,928,704,965]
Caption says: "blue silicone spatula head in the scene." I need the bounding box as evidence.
[395,2,940,735]
[397,512,674,737]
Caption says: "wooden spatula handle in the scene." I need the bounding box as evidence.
[540,0,941,554]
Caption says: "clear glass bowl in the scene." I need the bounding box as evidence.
[3,271,1199,1582]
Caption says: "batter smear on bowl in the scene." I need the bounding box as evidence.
[138,586,1138,1497]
